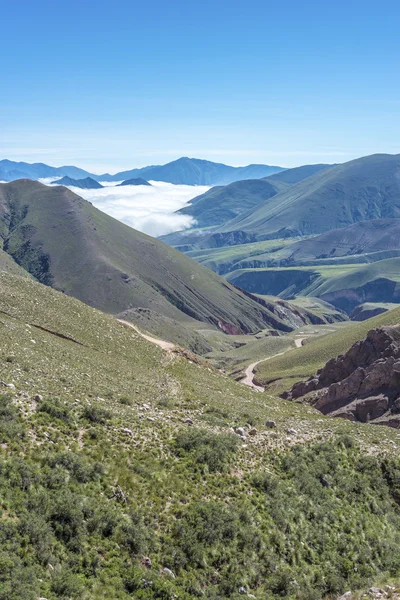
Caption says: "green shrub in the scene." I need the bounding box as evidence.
[82,405,110,424]
[175,428,239,472]
[38,399,70,422]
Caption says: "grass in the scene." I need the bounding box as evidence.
[3,271,400,598]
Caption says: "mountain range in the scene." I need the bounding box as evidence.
[0,156,284,186]
[0,179,323,353]
[51,176,104,189]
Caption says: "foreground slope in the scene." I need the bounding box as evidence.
[219,154,400,240]
[2,271,400,599]
[0,179,299,336]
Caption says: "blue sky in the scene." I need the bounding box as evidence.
[1,0,400,172]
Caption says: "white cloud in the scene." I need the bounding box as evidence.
[40,179,207,237]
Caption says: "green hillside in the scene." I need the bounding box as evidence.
[0,179,303,337]
[177,178,288,228]
[272,219,400,265]
[255,304,400,393]
[2,271,400,598]
[267,163,334,184]
[219,154,400,240]
[307,257,400,312]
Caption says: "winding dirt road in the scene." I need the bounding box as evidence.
[117,319,175,350]
[241,337,305,392]
[118,317,307,393]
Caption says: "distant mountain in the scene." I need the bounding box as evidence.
[99,157,285,185]
[51,176,103,189]
[0,157,285,186]
[0,159,92,182]
[177,178,288,228]
[0,179,302,336]
[117,178,151,186]
[218,154,400,240]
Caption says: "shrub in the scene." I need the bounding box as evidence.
[38,399,70,422]
[82,405,111,424]
[175,428,239,472]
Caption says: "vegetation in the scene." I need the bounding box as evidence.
[2,272,400,597]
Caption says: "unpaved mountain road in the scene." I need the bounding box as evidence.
[117,319,175,350]
[117,317,306,393]
[241,337,306,392]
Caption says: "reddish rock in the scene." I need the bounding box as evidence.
[286,325,400,426]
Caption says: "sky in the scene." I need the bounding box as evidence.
[2,0,400,172]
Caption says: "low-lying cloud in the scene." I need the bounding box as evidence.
[42,180,209,237]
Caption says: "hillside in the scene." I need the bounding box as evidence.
[286,324,400,426]
[51,176,104,189]
[0,179,305,339]
[218,154,400,240]
[254,304,400,394]
[267,163,334,184]
[2,271,400,598]
[274,219,400,265]
[308,257,400,312]
[177,178,288,227]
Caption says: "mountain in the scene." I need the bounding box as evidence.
[0,159,92,182]
[2,271,400,598]
[51,176,104,189]
[217,154,400,241]
[0,157,284,186]
[176,178,288,228]
[99,157,285,185]
[117,177,152,186]
[0,179,304,339]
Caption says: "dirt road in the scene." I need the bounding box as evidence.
[117,319,175,350]
[241,337,306,392]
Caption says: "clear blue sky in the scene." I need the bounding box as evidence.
[1,0,400,172]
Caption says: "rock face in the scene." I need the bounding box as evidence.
[286,325,400,427]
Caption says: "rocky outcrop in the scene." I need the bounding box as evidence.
[285,325,400,426]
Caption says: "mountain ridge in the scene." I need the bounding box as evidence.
[0,157,285,186]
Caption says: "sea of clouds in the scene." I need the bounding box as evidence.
[40,179,208,237]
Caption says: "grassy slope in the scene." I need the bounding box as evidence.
[267,163,334,184]
[271,219,400,264]
[255,305,400,393]
[177,179,288,228]
[116,307,213,354]
[219,154,400,239]
[0,179,299,335]
[226,264,359,298]
[186,238,300,274]
[3,272,400,598]
[0,247,32,278]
